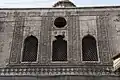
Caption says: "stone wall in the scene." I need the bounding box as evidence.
[0,8,120,77]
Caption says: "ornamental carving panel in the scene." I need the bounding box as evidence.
[111,15,120,54]
[40,12,54,64]
[97,16,111,64]
[0,66,119,76]
[79,16,97,38]
[9,12,25,64]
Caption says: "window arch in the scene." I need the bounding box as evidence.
[22,35,38,62]
[82,34,98,61]
[52,35,67,61]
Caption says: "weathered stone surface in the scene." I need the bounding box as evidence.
[0,7,120,79]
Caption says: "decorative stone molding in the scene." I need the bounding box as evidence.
[0,66,119,76]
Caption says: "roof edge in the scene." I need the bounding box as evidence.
[0,5,120,10]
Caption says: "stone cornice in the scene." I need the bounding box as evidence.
[0,6,120,10]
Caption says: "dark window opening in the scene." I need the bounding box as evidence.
[22,35,38,62]
[52,35,67,61]
[82,34,98,61]
[54,17,67,28]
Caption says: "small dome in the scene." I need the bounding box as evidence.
[53,0,76,8]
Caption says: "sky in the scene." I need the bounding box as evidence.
[0,0,120,8]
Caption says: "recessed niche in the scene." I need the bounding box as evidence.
[52,35,67,61]
[54,17,67,28]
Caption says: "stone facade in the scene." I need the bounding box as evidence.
[0,7,120,80]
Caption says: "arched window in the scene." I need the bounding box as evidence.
[22,35,38,62]
[52,35,67,61]
[82,35,98,61]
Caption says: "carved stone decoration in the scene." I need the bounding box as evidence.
[40,12,54,64]
[110,15,120,58]
[52,30,68,41]
[67,16,73,62]
[80,16,97,38]
[0,66,119,76]
[112,16,120,35]
[9,12,25,64]
[97,15,110,64]
[71,16,79,62]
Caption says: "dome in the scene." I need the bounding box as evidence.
[53,0,76,8]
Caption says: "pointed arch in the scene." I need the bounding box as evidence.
[22,35,38,62]
[82,34,98,61]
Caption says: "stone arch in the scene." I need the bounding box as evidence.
[82,34,98,61]
[22,35,38,62]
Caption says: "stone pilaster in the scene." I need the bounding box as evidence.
[9,12,25,64]
[97,15,110,64]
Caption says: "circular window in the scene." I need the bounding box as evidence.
[54,17,67,28]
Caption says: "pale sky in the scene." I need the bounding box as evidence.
[0,0,120,8]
